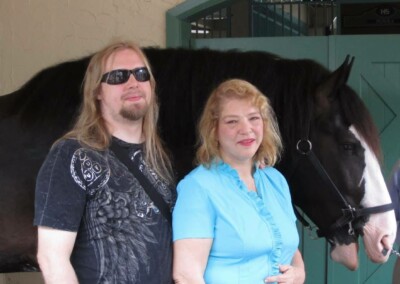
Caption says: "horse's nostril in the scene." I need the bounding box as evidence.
[380,235,392,256]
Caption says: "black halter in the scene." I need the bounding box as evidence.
[288,138,394,243]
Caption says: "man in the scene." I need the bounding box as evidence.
[34,41,176,284]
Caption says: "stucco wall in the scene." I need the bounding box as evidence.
[0,0,184,96]
[0,0,184,283]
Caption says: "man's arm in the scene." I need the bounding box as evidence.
[37,226,79,284]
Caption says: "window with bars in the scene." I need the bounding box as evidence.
[190,0,337,38]
[191,7,231,38]
[252,0,337,36]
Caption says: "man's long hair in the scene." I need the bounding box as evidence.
[63,41,174,183]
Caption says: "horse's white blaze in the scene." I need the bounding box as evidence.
[332,127,396,269]
[349,126,397,262]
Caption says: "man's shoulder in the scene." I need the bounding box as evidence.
[41,139,110,176]
[50,138,104,157]
[53,138,90,150]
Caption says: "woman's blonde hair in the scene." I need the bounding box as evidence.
[63,40,173,183]
[196,79,282,167]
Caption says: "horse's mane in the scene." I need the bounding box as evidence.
[0,47,381,161]
[0,57,90,134]
[267,58,325,152]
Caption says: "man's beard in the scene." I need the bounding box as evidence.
[120,103,149,121]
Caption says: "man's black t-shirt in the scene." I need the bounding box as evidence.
[34,138,176,284]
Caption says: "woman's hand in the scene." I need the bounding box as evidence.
[265,250,305,284]
[264,264,305,284]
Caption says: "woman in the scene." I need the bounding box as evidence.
[172,79,305,284]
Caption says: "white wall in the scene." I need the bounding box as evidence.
[0,0,184,283]
[0,0,184,96]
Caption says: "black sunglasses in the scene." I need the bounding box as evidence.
[101,67,150,85]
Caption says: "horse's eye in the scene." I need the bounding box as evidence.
[342,143,355,154]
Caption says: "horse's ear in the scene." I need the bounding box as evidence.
[315,55,355,115]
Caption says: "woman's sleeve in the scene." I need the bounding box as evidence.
[172,176,216,241]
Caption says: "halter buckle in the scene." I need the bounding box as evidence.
[348,222,355,235]
[296,139,312,155]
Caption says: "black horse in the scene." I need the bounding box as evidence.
[0,47,396,272]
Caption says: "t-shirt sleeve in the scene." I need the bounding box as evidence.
[34,140,87,232]
[172,175,215,241]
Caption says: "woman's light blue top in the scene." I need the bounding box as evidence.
[173,161,299,284]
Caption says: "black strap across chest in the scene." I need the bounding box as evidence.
[110,142,172,225]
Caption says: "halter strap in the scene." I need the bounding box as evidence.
[287,98,394,240]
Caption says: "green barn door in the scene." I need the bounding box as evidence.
[331,35,400,177]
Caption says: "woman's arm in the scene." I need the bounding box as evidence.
[37,226,79,284]
[290,249,306,283]
[173,238,213,284]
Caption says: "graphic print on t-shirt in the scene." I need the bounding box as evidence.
[70,148,111,192]
[68,146,169,283]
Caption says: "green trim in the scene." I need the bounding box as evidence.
[166,13,191,48]
[166,0,235,48]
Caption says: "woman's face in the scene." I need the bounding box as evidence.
[217,98,263,167]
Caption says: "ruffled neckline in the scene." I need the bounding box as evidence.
[213,160,268,214]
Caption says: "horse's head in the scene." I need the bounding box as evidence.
[287,57,397,270]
